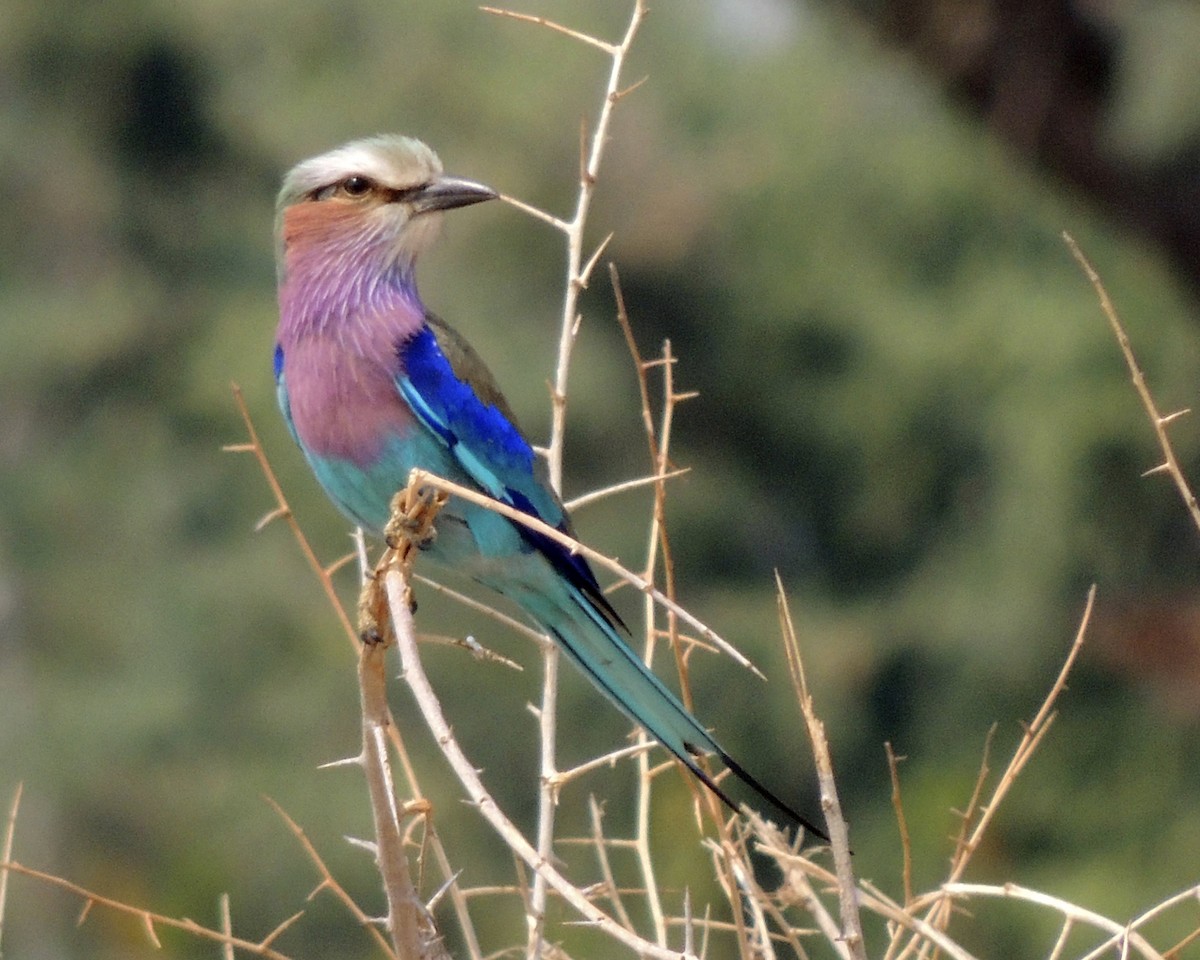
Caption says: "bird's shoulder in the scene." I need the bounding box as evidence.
[422,312,524,429]
[400,312,560,509]
[419,316,618,623]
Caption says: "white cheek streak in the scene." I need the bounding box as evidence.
[392,212,442,264]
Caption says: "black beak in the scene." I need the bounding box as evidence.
[411,175,497,214]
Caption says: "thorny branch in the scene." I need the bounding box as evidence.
[1064,232,1200,534]
[12,18,1200,960]
[483,5,648,953]
[381,481,703,960]
[0,858,300,959]
[227,388,483,957]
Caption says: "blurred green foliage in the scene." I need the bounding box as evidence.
[3,1,1200,957]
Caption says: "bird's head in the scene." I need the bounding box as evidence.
[275,135,496,286]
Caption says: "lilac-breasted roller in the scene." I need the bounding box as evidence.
[273,135,825,839]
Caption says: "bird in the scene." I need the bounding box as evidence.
[273,134,826,840]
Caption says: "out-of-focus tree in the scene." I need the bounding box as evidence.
[829,0,1200,291]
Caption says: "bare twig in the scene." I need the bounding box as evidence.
[586,796,636,932]
[1046,915,1076,960]
[230,393,481,956]
[359,634,433,959]
[412,573,545,644]
[0,782,21,956]
[553,740,656,788]
[490,0,648,491]
[529,635,560,959]
[219,893,235,960]
[1064,233,1200,534]
[0,859,298,959]
[358,483,459,959]
[855,878,983,960]
[948,725,996,878]
[753,823,844,956]
[611,261,715,943]
[265,798,396,958]
[481,6,618,54]
[950,585,1095,884]
[943,883,1163,960]
[564,467,690,512]
[266,801,393,950]
[225,385,358,649]
[899,586,1097,956]
[885,743,914,907]
[775,573,864,958]
[761,843,985,960]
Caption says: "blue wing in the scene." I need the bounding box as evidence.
[397,317,622,627]
[394,316,826,839]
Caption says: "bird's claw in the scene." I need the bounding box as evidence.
[384,484,445,552]
[385,518,438,551]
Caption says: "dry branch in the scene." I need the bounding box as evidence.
[775,574,864,958]
[483,7,649,951]
[0,782,21,956]
[0,859,298,960]
[1064,233,1200,534]
[382,534,701,960]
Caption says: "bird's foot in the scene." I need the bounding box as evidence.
[384,522,437,553]
[384,484,446,553]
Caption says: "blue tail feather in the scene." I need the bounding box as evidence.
[534,583,828,841]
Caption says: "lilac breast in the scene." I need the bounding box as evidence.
[283,334,415,466]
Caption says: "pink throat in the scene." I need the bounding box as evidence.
[277,202,425,341]
[275,201,428,463]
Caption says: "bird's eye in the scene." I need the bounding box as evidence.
[340,176,372,197]
[310,177,373,202]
